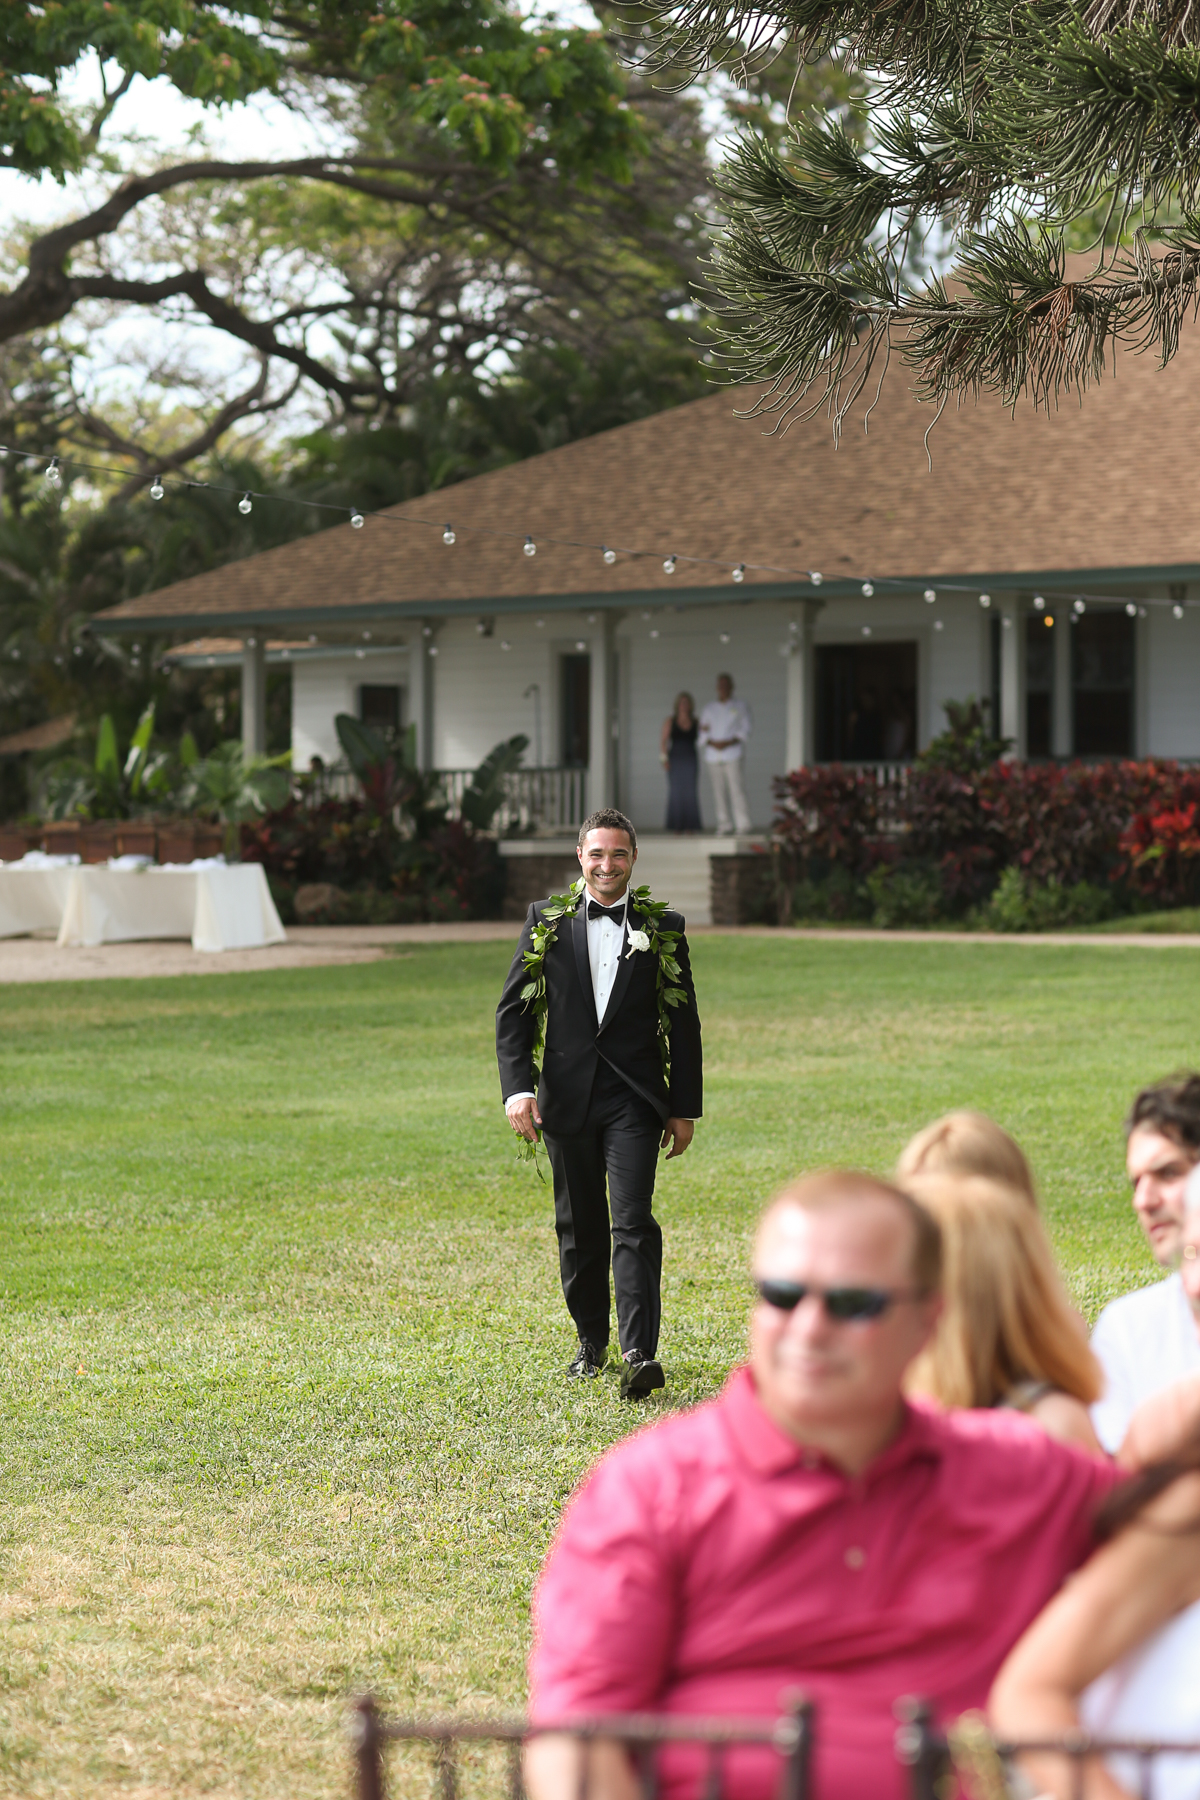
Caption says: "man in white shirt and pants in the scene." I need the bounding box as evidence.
[698,673,753,836]
[1090,1073,1200,1450]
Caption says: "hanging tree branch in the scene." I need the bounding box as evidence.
[651,0,1200,423]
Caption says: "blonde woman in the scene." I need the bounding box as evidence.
[897,1108,1039,1206]
[901,1172,1104,1455]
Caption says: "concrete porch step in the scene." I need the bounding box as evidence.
[499,833,767,927]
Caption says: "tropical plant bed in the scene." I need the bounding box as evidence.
[774,709,1200,931]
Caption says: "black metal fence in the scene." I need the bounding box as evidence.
[897,1697,1200,1800]
[350,1698,813,1800]
[351,1696,1200,1800]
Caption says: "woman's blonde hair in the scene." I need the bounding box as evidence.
[896,1110,1038,1207]
[902,1173,1101,1409]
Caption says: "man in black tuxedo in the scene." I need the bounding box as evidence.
[496,808,703,1399]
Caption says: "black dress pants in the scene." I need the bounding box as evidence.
[543,1059,664,1357]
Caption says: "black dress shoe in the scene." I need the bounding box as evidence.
[619,1351,665,1400]
[568,1340,605,1379]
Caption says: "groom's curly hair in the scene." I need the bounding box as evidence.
[578,808,637,850]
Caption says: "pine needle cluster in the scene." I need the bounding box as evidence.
[648,0,1200,427]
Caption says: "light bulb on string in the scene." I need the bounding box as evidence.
[1073,598,1085,614]
[601,546,616,565]
[731,563,745,584]
[934,620,945,632]
[650,628,660,639]
[523,536,536,557]
[978,593,991,609]
[923,589,936,604]
[1045,615,1055,628]
[861,581,874,597]
[663,555,676,574]
[1174,603,1185,619]
[1033,595,1045,611]
[810,572,823,587]
[443,524,455,545]
[350,510,364,530]
[575,639,586,651]
[238,493,253,516]
[1126,602,1137,617]
[150,476,164,501]
[861,625,872,637]
[719,632,730,644]
[45,457,61,486]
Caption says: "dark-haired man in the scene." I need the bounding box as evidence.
[1090,1072,1200,1450]
[525,1173,1119,1800]
[496,808,702,1398]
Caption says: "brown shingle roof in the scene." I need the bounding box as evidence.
[0,713,76,755]
[94,334,1200,633]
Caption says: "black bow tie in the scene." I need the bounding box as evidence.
[587,899,626,923]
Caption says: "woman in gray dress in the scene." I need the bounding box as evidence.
[660,691,701,833]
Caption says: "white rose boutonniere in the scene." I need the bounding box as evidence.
[626,927,651,958]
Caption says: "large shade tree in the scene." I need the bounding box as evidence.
[652,0,1200,429]
[0,0,712,485]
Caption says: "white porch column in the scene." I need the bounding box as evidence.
[588,612,616,810]
[785,601,820,770]
[410,622,437,769]
[998,596,1024,756]
[1052,609,1073,757]
[241,634,267,758]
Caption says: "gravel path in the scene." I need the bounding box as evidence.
[1,919,1197,983]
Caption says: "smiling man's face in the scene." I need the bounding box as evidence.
[1126,1124,1200,1268]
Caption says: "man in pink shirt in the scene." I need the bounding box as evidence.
[526,1171,1119,1800]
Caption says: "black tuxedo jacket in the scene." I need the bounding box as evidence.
[495,894,703,1138]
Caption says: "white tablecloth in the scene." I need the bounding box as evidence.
[0,864,78,938]
[56,863,286,952]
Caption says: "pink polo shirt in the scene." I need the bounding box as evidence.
[529,1367,1120,1800]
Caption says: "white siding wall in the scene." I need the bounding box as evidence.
[1143,592,1200,757]
[430,615,562,768]
[619,601,790,832]
[292,652,409,769]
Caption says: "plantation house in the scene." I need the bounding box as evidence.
[95,328,1200,919]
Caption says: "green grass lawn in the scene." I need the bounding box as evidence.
[0,938,1189,1798]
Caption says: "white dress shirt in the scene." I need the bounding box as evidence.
[1089,1271,1200,1451]
[503,889,628,1112]
[585,894,626,1023]
[698,697,752,764]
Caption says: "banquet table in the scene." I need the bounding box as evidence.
[0,861,78,939]
[55,861,287,952]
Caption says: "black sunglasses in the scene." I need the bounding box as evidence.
[754,1278,925,1323]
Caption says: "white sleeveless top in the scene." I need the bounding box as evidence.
[1080,1600,1200,1800]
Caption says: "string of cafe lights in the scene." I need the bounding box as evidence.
[4,445,1197,656]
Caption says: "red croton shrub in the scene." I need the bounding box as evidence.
[1120,796,1200,907]
[772,765,886,880]
[774,759,1200,911]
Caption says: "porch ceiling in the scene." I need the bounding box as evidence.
[92,316,1200,636]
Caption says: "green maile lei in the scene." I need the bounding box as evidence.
[514,876,689,1172]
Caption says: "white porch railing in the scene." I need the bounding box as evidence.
[435,766,588,835]
[296,761,587,834]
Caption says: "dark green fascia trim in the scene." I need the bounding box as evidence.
[88,563,1200,634]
